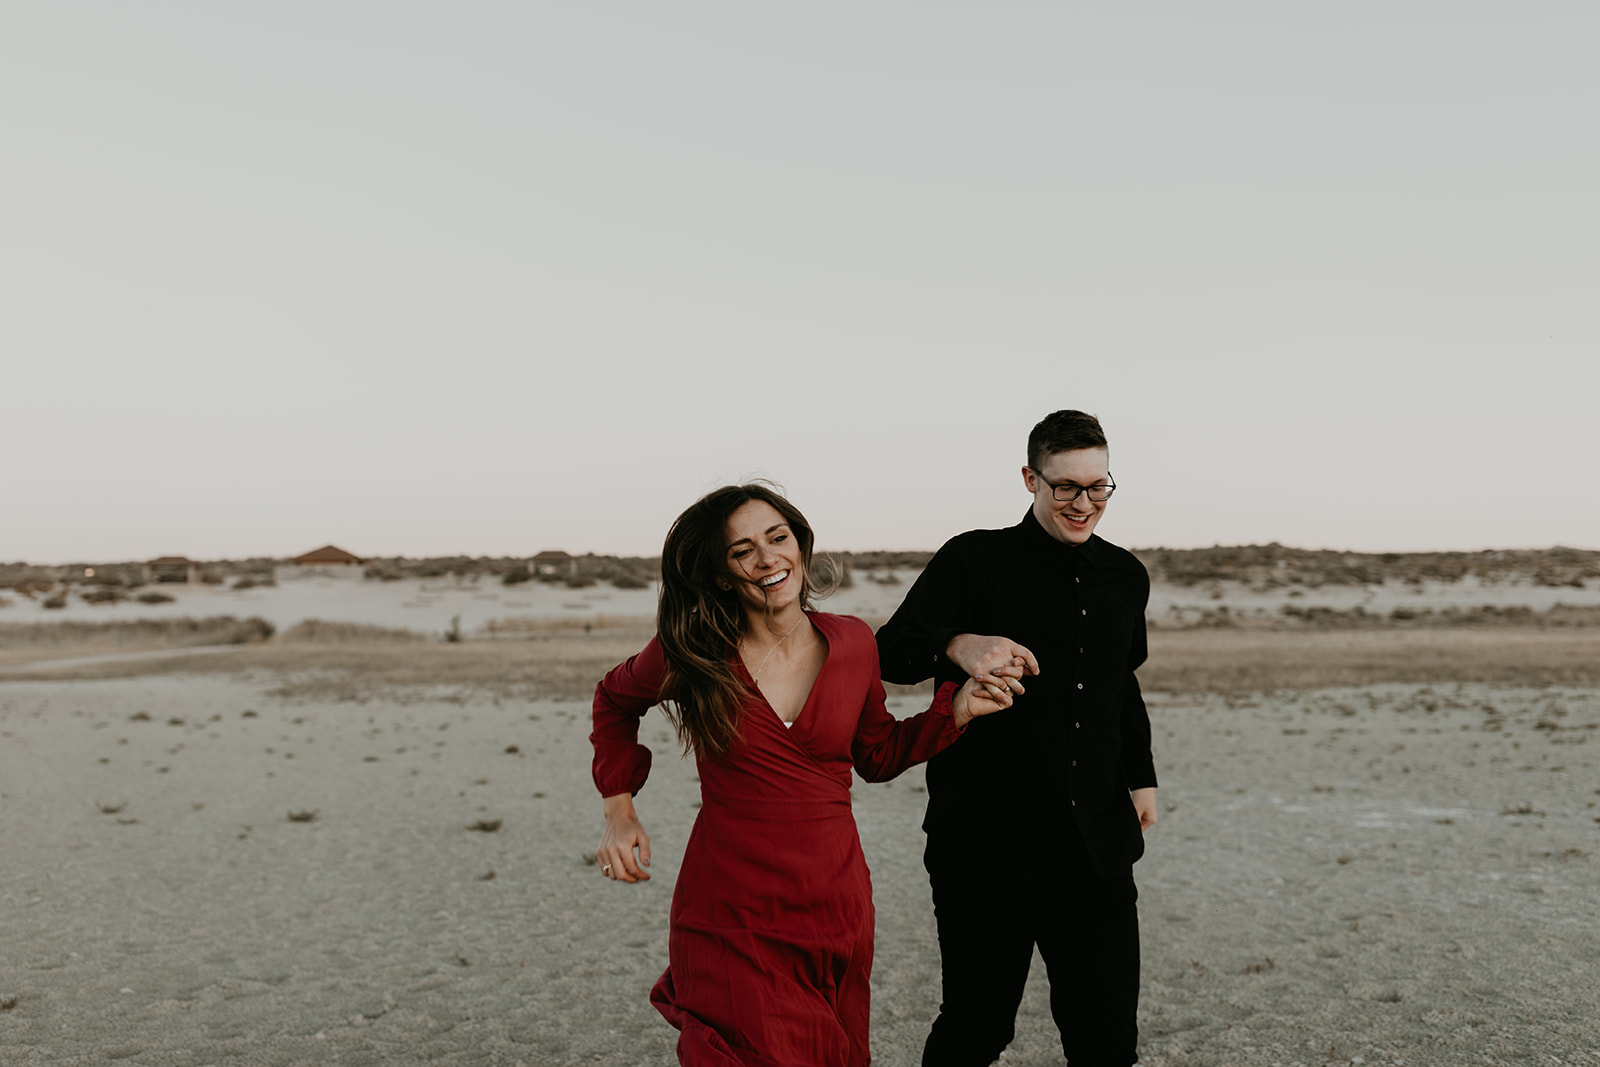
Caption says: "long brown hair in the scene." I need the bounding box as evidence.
[656,483,833,757]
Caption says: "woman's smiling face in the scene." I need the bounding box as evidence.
[724,499,804,615]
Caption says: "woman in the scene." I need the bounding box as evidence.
[591,483,1012,1067]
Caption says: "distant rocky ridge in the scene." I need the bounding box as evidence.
[1134,544,1600,589]
[4,545,1595,601]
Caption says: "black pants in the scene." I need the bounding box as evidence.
[921,820,1139,1066]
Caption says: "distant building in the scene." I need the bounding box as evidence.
[144,556,200,585]
[276,544,367,582]
[530,549,577,578]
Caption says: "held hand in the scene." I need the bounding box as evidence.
[1130,787,1157,832]
[952,675,1013,729]
[945,634,1040,698]
[597,793,653,882]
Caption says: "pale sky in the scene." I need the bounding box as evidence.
[4,2,1597,563]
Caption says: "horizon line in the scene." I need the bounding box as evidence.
[8,541,1600,569]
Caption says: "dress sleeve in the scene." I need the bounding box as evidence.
[851,624,964,782]
[875,539,968,685]
[590,636,671,798]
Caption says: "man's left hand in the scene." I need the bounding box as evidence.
[1130,787,1157,832]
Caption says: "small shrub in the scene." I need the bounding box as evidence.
[229,617,276,643]
[280,619,420,644]
[610,574,649,590]
[81,589,123,605]
[502,565,531,586]
[136,592,176,605]
[43,593,67,609]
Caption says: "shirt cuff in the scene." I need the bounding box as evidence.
[1122,756,1158,791]
[933,679,965,735]
[929,629,962,669]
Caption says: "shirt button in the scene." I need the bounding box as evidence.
[1077,683,1084,690]
[1071,760,1077,767]
[1081,609,1087,615]
[1070,799,1076,806]
[1079,648,1084,653]
[1074,722,1080,728]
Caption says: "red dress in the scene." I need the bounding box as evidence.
[591,612,963,1067]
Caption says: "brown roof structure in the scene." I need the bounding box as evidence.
[531,550,573,563]
[292,545,366,566]
[147,555,195,567]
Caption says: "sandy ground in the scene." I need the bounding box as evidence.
[2,625,1597,1066]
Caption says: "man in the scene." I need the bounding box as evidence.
[877,409,1157,1066]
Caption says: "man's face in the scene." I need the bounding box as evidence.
[1022,447,1111,545]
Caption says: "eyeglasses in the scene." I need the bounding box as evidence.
[1030,469,1116,503]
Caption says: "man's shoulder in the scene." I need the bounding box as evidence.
[1087,536,1149,583]
[937,523,1023,556]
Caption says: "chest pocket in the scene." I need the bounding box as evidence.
[1078,573,1142,680]
[970,559,1080,683]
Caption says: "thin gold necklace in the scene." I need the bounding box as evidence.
[749,615,807,683]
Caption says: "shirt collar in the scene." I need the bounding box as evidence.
[1017,507,1106,567]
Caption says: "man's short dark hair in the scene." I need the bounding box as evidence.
[1028,410,1107,470]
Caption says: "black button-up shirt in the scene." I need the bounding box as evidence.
[876,509,1156,878]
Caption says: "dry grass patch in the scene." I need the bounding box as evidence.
[278,619,422,644]
[1142,627,1600,692]
[480,614,654,636]
[8,624,1598,700]
[0,629,657,701]
[0,616,274,666]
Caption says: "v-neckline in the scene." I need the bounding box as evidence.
[740,612,831,729]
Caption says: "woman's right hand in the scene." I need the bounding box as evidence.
[952,675,1013,729]
[597,793,652,882]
